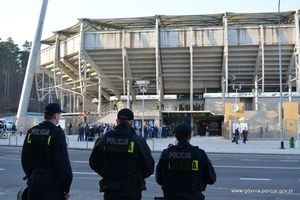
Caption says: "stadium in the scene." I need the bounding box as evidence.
[18,10,300,139]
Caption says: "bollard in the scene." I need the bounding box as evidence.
[289,137,295,148]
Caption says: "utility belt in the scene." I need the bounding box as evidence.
[99,179,146,192]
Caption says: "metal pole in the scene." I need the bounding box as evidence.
[278,0,285,149]
[142,89,145,138]
[16,0,48,129]
[235,88,237,125]
[127,80,130,108]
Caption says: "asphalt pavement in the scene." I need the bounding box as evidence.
[0,146,299,200]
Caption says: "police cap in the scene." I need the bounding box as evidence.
[174,123,192,140]
[117,108,134,120]
[44,103,63,115]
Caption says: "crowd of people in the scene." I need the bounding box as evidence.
[76,123,116,142]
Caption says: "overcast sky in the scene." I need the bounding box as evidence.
[1,0,300,47]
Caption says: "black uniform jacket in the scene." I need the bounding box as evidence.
[89,124,155,182]
[156,141,216,191]
[21,121,73,193]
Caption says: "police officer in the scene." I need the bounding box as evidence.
[89,108,155,200]
[21,103,73,200]
[156,123,216,200]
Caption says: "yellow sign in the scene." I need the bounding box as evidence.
[128,142,135,153]
[192,160,198,171]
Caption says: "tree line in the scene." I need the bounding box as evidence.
[0,37,31,115]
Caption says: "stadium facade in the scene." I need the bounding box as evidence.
[19,11,300,139]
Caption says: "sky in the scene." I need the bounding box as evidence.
[1,0,300,48]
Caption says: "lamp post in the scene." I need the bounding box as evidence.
[278,0,285,149]
[135,80,150,138]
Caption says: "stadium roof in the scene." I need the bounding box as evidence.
[42,11,298,45]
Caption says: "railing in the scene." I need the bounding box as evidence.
[146,138,155,151]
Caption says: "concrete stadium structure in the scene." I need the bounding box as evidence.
[19,11,300,139]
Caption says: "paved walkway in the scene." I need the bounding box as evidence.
[1,134,300,154]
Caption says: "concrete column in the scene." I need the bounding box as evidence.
[189,27,194,111]
[156,16,163,126]
[254,75,258,110]
[288,74,292,102]
[98,77,102,116]
[223,14,229,93]
[155,16,161,98]
[73,84,76,112]
[78,21,87,112]
[54,33,60,98]
[122,30,126,95]
[295,12,300,92]
[16,0,48,128]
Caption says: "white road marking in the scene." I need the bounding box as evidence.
[241,159,259,161]
[0,168,5,171]
[73,177,99,180]
[73,171,97,175]
[72,161,89,163]
[240,177,271,181]
[280,160,299,162]
[0,156,20,161]
[211,158,222,161]
[215,165,300,170]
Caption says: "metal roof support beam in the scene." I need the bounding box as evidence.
[17,0,48,130]
[189,27,194,112]
[295,11,300,92]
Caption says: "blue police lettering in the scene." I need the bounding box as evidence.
[169,152,192,159]
[106,137,129,145]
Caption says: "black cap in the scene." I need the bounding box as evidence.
[174,123,192,140]
[117,108,134,120]
[44,103,63,114]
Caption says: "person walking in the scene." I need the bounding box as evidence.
[242,127,248,144]
[21,103,73,200]
[89,108,155,200]
[156,123,216,200]
[234,127,240,144]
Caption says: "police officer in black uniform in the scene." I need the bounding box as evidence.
[21,103,73,200]
[89,108,155,200]
[156,123,216,200]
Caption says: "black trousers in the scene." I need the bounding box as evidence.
[104,191,142,200]
[27,186,65,200]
